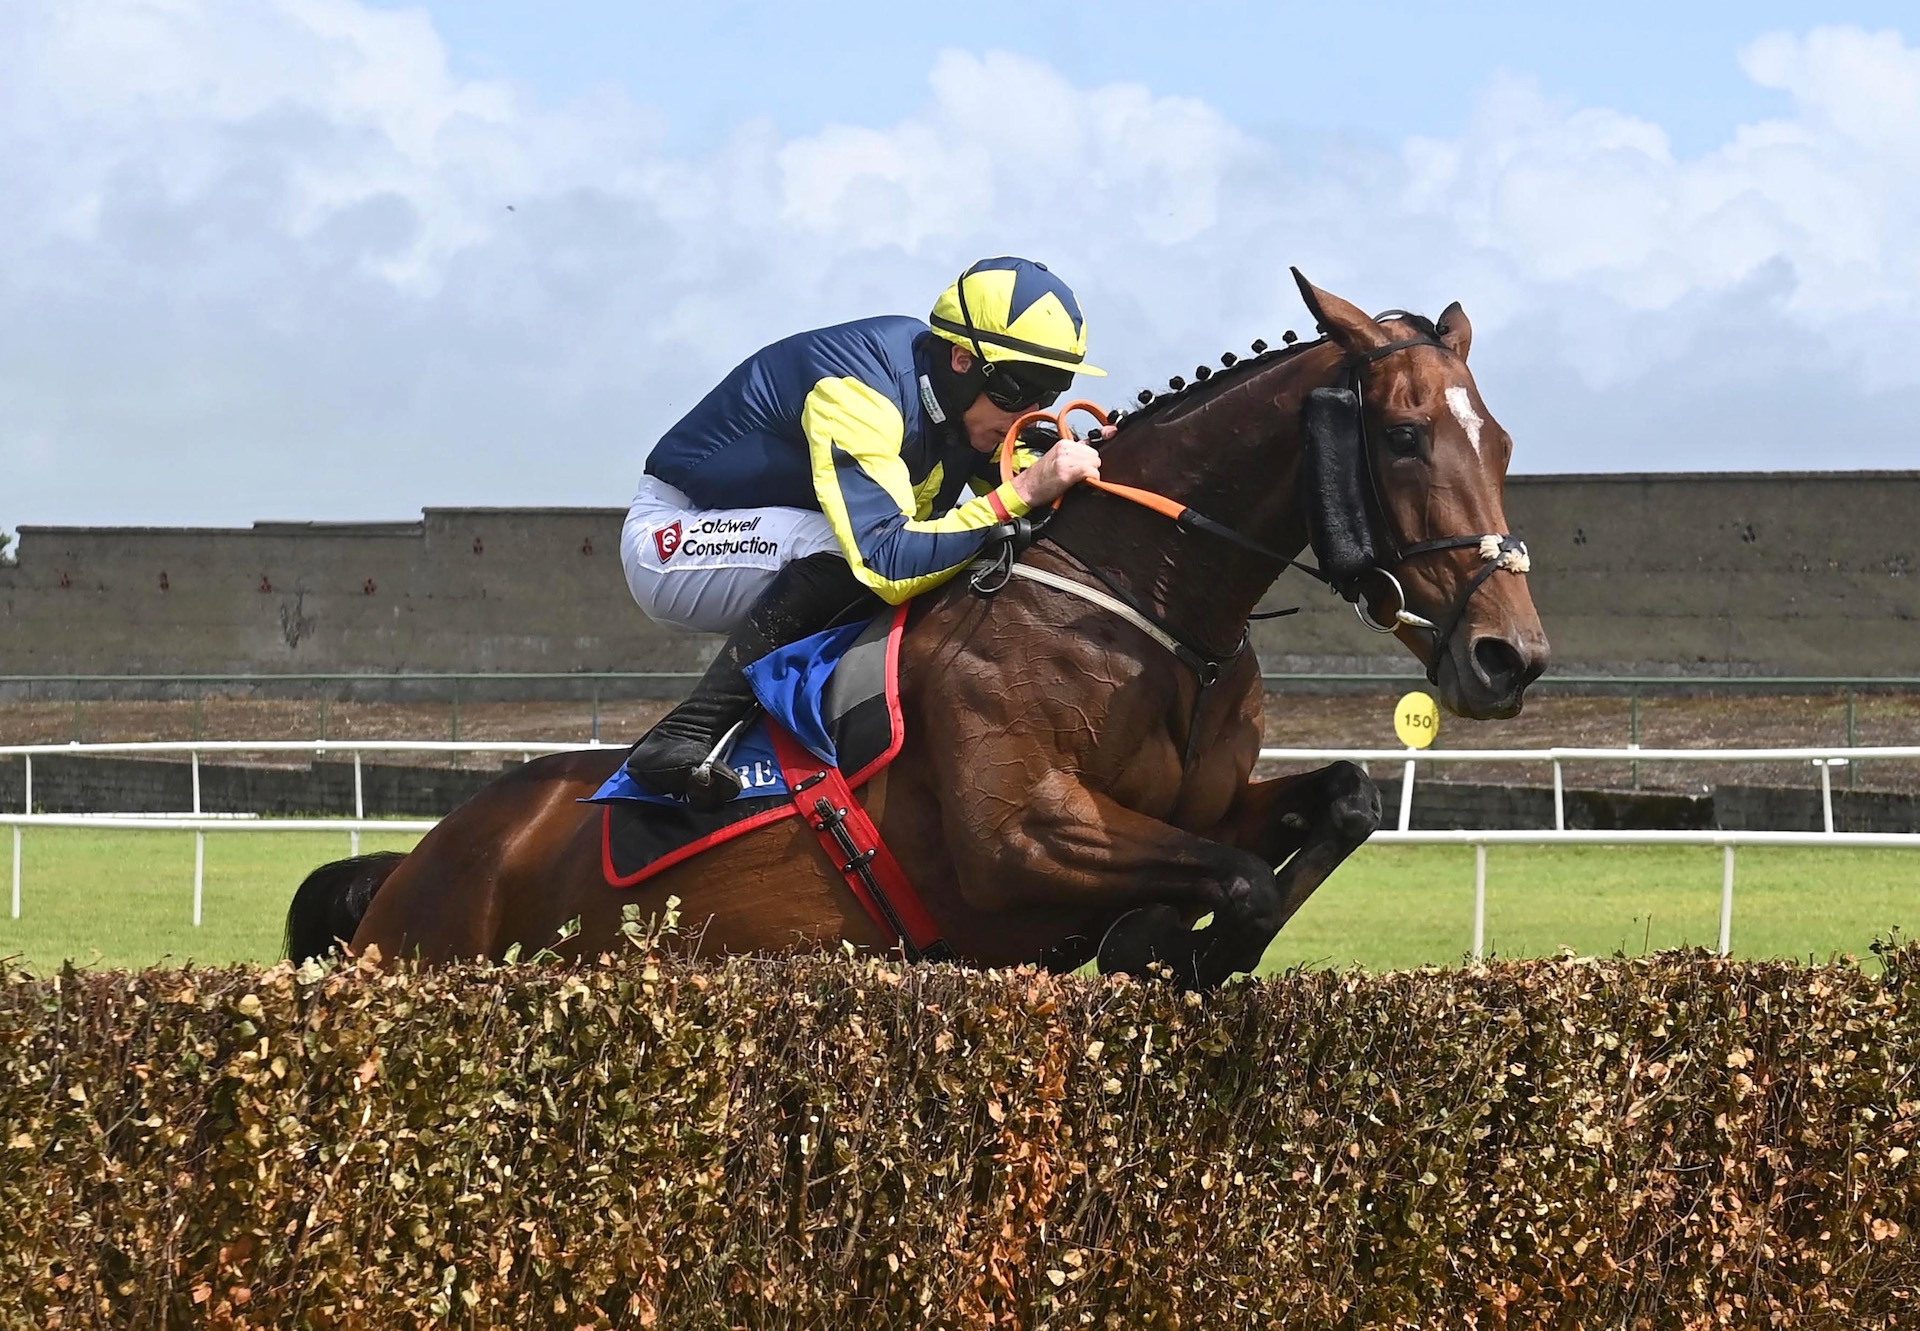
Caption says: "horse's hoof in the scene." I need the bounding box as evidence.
[1097,904,1190,979]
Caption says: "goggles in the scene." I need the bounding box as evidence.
[980,362,1067,412]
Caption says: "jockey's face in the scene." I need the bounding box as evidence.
[950,345,1026,454]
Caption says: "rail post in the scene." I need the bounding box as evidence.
[1718,846,1735,957]
[191,749,204,928]
[1629,690,1641,790]
[1552,760,1565,831]
[351,751,364,857]
[1396,755,1416,832]
[1845,690,1858,790]
[1472,843,1487,961]
[1818,759,1836,834]
[10,757,22,920]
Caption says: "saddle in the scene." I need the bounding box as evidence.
[586,604,941,956]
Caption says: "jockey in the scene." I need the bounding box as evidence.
[621,256,1107,807]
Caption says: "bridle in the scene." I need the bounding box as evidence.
[983,318,1532,692]
[1336,322,1532,683]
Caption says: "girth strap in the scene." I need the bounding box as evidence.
[768,725,951,963]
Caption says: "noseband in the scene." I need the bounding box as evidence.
[1338,326,1532,684]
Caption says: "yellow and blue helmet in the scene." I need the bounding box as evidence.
[930,257,1105,378]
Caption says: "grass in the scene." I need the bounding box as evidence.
[0,830,1912,973]
[0,829,422,971]
[1258,843,1916,973]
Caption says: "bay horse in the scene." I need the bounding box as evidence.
[288,272,1548,988]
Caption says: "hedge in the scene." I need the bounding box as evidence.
[2,936,1916,1329]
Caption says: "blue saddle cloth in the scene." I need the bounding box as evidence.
[588,616,871,808]
[591,606,908,886]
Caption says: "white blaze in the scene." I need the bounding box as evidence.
[1446,385,1484,455]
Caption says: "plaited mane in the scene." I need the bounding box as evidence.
[1105,311,1442,435]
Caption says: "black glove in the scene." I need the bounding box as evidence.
[1015,419,1062,452]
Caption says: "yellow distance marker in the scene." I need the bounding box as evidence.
[1393,690,1441,749]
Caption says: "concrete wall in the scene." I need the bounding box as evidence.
[1248,471,1920,677]
[0,508,714,679]
[2,473,1916,682]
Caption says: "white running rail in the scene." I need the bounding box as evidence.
[1,740,605,928]
[2,740,1915,955]
[1257,744,1920,957]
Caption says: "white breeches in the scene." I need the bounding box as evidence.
[621,476,844,634]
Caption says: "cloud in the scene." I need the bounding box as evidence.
[2,5,1918,533]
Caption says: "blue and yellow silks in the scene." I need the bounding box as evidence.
[644,315,1031,604]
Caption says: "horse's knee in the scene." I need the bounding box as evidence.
[1323,761,1382,842]
[1217,850,1285,935]
[1097,846,1278,987]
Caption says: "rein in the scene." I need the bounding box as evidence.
[998,401,1321,580]
[988,329,1533,693]
[983,409,1261,763]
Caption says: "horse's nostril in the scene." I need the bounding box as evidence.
[1472,637,1527,692]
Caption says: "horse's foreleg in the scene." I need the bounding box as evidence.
[1097,763,1379,983]
[948,772,1282,988]
[1209,759,1382,933]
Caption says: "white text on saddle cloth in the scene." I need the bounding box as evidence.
[734,758,780,792]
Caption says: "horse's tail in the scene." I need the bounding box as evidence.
[285,851,407,963]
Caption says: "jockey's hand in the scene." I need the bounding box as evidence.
[1012,437,1102,508]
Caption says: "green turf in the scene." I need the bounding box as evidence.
[0,828,422,971]
[1257,844,1917,972]
[0,831,1912,973]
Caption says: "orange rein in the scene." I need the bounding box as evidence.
[996,400,1188,520]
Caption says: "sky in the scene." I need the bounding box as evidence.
[3,0,1919,535]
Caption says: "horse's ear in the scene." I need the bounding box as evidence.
[1290,268,1391,356]
[1437,301,1473,360]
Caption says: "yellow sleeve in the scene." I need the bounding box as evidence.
[803,376,1030,603]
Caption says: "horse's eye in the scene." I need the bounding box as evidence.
[1385,424,1424,457]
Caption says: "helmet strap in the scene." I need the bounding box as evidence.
[926,341,985,421]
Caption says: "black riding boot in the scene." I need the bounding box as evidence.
[625,553,879,809]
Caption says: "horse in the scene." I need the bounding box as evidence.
[286,271,1549,988]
